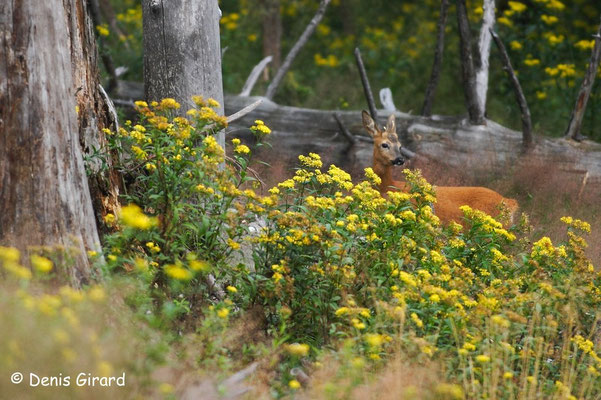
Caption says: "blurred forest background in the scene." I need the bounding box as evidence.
[99,0,601,141]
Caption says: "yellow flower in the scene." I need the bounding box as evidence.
[217,308,229,318]
[476,354,491,363]
[541,14,558,25]
[524,58,541,67]
[497,17,512,27]
[510,41,522,50]
[165,264,192,281]
[30,254,53,273]
[231,138,241,146]
[286,343,310,357]
[226,285,237,293]
[288,379,301,389]
[103,213,115,224]
[207,98,220,108]
[508,1,526,13]
[159,98,180,109]
[536,91,547,100]
[119,204,157,230]
[504,371,514,379]
[234,144,250,154]
[96,24,109,37]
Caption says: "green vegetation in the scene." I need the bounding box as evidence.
[101,0,601,141]
[2,101,600,398]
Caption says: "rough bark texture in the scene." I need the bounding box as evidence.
[224,96,601,184]
[565,17,601,141]
[475,0,495,114]
[0,0,104,283]
[490,29,533,149]
[261,0,282,72]
[142,0,225,148]
[456,0,485,125]
[422,0,450,117]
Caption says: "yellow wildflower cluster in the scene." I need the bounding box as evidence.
[119,204,157,230]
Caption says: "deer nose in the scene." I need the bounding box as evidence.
[393,157,405,166]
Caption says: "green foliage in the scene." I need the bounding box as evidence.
[91,101,601,397]
[102,0,601,141]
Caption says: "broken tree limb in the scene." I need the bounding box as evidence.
[490,29,533,149]
[456,0,485,125]
[226,99,263,124]
[379,88,397,112]
[475,0,496,114]
[564,16,601,142]
[422,0,449,116]
[334,112,358,145]
[239,56,272,96]
[354,47,378,121]
[264,0,331,100]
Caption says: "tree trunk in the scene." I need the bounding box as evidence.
[261,0,282,73]
[142,0,225,148]
[475,0,495,114]
[0,0,105,284]
[422,0,450,116]
[456,0,485,125]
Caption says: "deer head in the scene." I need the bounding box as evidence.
[362,110,405,168]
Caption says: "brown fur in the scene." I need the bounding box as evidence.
[362,111,519,226]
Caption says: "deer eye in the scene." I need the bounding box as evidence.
[381,143,389,149]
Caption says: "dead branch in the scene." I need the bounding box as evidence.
[565,16,601,142]
[333,112,358,145]
[354,47,378,121]
[264,0,331,100]
[226,99,263,124]
[379,88,397,112]
[226,155,265,188]
[456,0,485,125]
[422,0,449,116]
[239,56,273,96]
[490,29,533,149]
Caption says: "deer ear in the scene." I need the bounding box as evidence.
[362,110,380,138]
[386,114,396,133]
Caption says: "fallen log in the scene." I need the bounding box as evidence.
[224,95,601,184]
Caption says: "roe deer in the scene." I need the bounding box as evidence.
[362,110,519,226]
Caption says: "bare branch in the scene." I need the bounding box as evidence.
[239,56,272,96]
[226,99,263,124]
[422,0,449,116]
[333,112,358,145]
[354,47,378,121]
[456,0,485,125]
[565,16,601,142]
[264,0,331,100]
[490,29,533,149]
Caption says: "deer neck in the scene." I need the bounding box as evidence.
[373,158,404,192]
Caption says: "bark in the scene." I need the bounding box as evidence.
[475,0,495,114]
[456,0,485,125]
[565,16,601,142]
[261,0,282,73]
[142,0,225,148]
[265,0,331,100]
[422,0,450,117]
[490,29,533,149]
[0,0,106,284]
